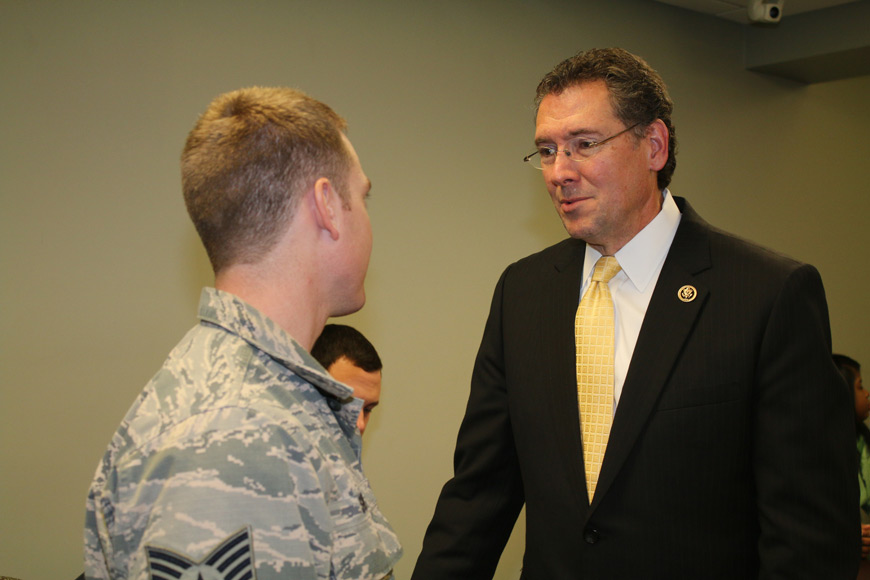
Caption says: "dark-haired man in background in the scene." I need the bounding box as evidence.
[413,47,857,579]
[312,324,383,436]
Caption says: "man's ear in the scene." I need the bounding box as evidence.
[312,177,340,241]
[647,119,669,172]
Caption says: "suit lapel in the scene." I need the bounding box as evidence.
[544,239,591,501]
[591,198,712,510]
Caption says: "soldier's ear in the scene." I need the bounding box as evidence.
[312,177,340,241]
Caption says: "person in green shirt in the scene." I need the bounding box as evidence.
[834,353,870,559]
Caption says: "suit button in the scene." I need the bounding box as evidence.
[583,528,600,544]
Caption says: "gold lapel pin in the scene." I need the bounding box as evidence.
[677,285,697,303]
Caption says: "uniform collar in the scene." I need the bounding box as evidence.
[197,287,354,401]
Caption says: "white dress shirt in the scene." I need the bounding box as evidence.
[579,190,682,408]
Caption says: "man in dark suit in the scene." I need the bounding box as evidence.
[412,47,858,579]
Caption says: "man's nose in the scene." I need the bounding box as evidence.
[547,151,580,185]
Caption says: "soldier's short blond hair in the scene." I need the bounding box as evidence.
[181,87,351,273]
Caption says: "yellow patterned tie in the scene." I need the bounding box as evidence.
[576,255,621,503]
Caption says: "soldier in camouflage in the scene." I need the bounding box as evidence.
[84,87,401,579]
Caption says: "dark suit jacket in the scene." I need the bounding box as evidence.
[412,198,858,579]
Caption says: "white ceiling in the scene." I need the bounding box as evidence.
[651,0,859,23]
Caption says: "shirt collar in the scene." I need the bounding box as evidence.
[584,189,682,292]
[196,287,354,400]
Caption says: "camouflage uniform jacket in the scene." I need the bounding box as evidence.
[84,288,402,579]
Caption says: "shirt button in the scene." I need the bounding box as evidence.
[327,398,342,411]
[583,527,600,544]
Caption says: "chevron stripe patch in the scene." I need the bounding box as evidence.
[146,526,256,580]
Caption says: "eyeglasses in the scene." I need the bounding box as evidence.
[523,123,640,170]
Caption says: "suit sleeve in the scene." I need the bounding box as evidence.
[753,263,859,578]
[412,267,526,580]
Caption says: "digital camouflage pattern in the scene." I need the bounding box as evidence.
[84,288,401,579]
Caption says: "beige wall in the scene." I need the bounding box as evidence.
[1,1,868,578]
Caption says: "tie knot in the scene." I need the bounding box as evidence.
[592,256,621,284]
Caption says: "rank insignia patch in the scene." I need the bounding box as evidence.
[146,526,256,580]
